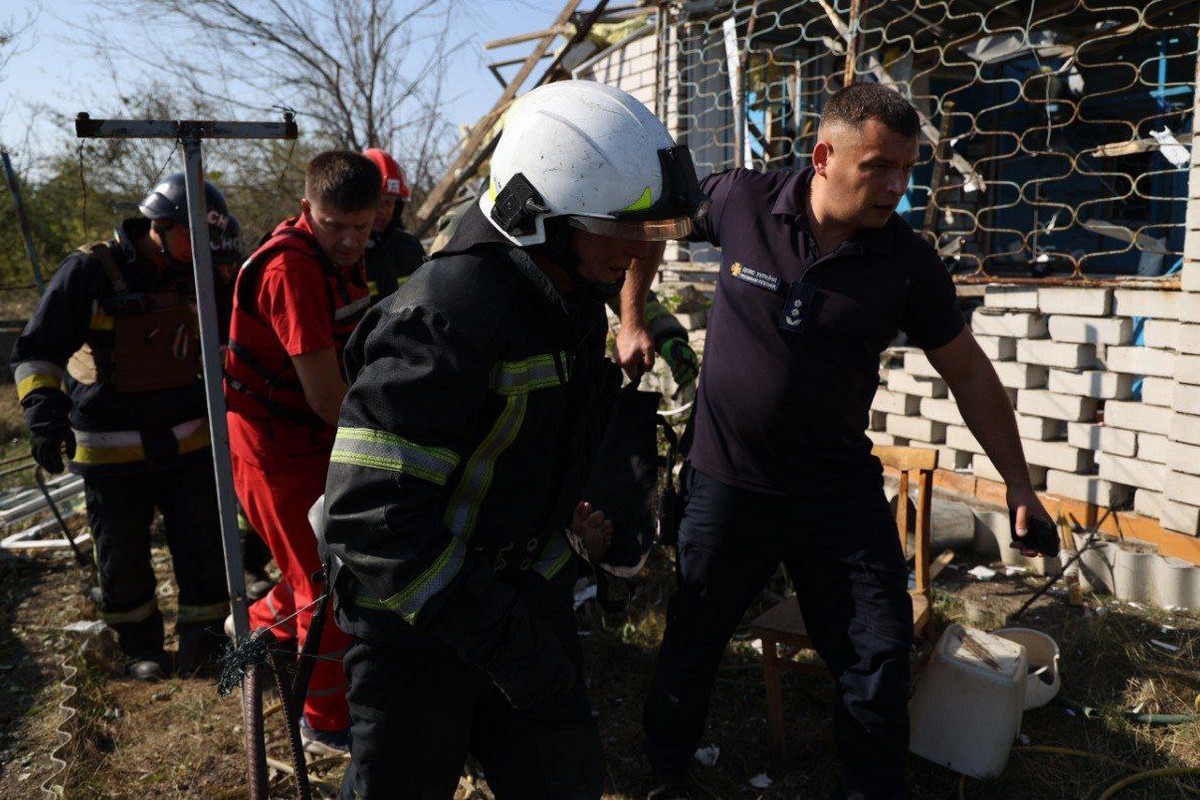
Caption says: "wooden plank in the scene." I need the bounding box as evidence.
[872,445,938,472]
[414,0,585,236]
[485,25,571,51]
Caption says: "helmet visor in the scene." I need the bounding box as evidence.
[567,214,692,242]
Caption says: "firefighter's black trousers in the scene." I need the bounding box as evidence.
[335,566,604,800]
[87,458,229,666]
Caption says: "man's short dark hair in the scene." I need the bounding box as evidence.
[820,83,921,139]
[305,150,382,213]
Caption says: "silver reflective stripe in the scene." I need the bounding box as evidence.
[74,416,207,448]
[102,598,158,624]
[330,428,459,485]
[13,360,63,384]
[489,353,567,396]
[532,531,572,581]
[334,295,370,321]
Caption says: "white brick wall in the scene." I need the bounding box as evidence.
[1017,339,1097,369]
[1047,369,1132,400]
[1047,315,1132,345]
[1067,423,1136,457]
[1113,289,1183,319]
[1016,390,1097,422]
[1106,346,1177,378]
[1038,286,1111,316]
[1104,400,1174,435]
[972,310,1048,338]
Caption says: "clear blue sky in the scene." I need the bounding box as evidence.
[0,0,563,169]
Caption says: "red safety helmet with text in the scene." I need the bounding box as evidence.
[362,148,411,200]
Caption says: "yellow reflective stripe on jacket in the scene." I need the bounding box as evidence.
[356,392,528,622]
[177,600,229,624]
[330,428,459,486]
[102,598,158,625]
[489,353,567,396]
[14,360,64,401]
[532,531,572,581]
[73,417,211,465]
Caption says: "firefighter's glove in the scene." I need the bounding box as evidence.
[660,337,699,387]
[481,602,576,709]
[31,429,76,474]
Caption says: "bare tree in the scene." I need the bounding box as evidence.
[77,0,470,203]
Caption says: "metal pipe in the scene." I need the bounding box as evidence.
[180,135,251,641]
[953,274,1183,289]
[1,149,45,293]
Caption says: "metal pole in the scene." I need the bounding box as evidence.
[179,133,251,640]
[1,149,46,293]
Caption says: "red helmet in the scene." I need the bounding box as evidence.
[362,148,411,200]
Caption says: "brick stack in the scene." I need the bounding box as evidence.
[1162,247,1200,534]
[867,281,1196,537]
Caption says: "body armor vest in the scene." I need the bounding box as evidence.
[66,241,201,394]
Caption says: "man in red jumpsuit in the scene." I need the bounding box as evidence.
[224,150,378,754]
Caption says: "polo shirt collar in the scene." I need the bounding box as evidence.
[770,165,896,255]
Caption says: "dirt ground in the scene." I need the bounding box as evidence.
[1,525,1198,800]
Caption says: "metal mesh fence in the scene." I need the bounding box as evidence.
[662,0,1199,279]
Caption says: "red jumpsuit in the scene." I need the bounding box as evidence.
[225,215,369,732]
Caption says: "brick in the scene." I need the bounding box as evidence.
[1016,339,1097,369]
[1160,500,1200,535]
[866,430,901,447]
[1067,422,1137,456]
[1022,439,1093,472]
[1167,441,1200,476]
[1038,286,1111,316]
[1171,412,1200,446]
[973,454,1047,488]
[887,369,947,398]
[1097,453,1168,491]
[1047,369,1132,400]
[1178,354,1200,385]
[1113,289,1183,320]
[1016,390,1098,422]
[1134,489,1164,519]
[919,397,964,426]
[871,389,920,415]
[1141,377,1175,407]
[907,441,970,471]
[1017,414,1066,441]
[1166,470,1200,503]
[1106,346,1176,378]
[903,351,941,379]
[975,335,1017,361]
[1046,470,1132,506]
[993,361,1048,389]
[1179,294,1200,323]
[971,310,1048,338]
[1184,262,1200,293]
[1143,319,1180,349]
[1103,400,1173,434]
[1047,315,1132,345]
[946,425,984,454]
[1180,324,1200,355]
[1138,433,1170,464]
[1174,383,1200,415]
[886,414,946,443]
[984,285,1039,310]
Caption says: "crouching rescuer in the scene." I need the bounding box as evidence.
[320,80,706,799]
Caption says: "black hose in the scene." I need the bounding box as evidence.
[34,466,92,572]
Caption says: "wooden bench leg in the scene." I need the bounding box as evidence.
[762,635,787,758]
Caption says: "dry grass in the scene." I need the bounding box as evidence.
[0,532,1197,799]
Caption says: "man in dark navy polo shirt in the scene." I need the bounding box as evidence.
[641,84,1050,800]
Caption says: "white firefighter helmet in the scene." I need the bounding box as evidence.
[479,80,707,247]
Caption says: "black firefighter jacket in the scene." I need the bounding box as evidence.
[322,204,614,675]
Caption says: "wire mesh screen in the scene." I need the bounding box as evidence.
[663,0,1199,279]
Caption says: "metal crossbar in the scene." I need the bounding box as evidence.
[663,0,1199,280]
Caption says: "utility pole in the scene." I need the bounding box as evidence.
[75,113,298,797]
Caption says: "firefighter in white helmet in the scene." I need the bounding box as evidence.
[321,80,706,799]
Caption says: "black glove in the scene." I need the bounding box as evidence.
[31,429,76,474]
[480,602,576,709]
